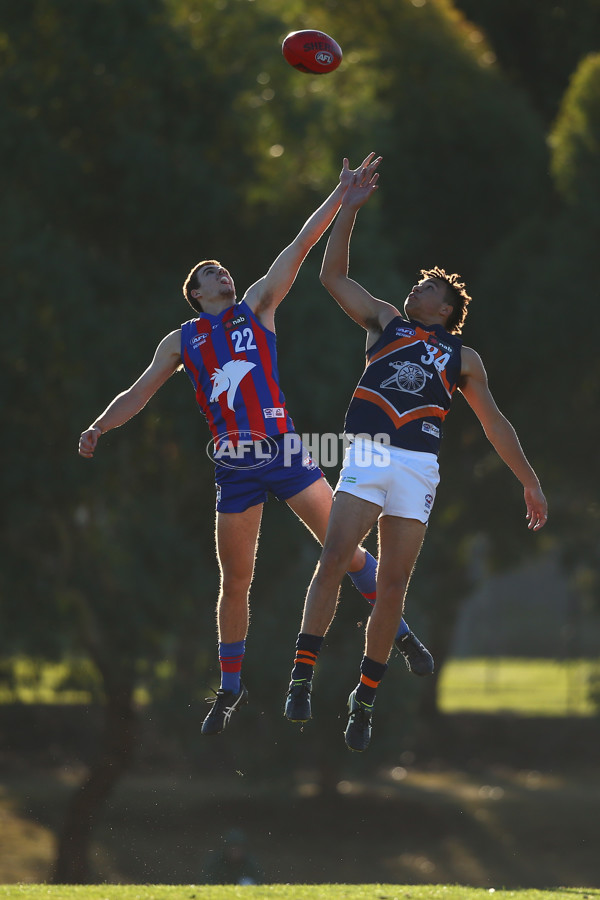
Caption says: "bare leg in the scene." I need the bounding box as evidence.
[365,515,426,664]
[299,490,382,637]
[215,504,263,643]
[285,477,370,572]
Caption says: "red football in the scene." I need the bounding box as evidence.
[282,30,342,75]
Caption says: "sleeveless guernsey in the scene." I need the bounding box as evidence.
[181,300,295,444]
[344,316,462,456]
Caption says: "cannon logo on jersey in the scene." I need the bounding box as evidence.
[380,361,433,396]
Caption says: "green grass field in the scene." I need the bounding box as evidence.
[438,658,597,716]
[0,887,599,900]
[2,657,597,717]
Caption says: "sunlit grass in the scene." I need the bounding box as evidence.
[1,656,598,717]
[0,886,598,900]
[0,657,164,705]
[0,657,99,704]
[438,657,598,716]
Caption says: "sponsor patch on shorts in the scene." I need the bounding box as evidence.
[303,453,318,470]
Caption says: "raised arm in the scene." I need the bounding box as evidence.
[78,329,182,458]
[244,154,381,328]
[459,346,548,530]
[319,161,399,343]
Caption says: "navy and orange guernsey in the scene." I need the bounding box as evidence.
[180,299,294,447]
[344,316,463,456]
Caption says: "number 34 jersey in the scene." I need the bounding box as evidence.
[180,299,295,444]
[344,316,463,456]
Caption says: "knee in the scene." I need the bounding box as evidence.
[316,543,353,583]
[220,569,253,603]
[376,574,409,604]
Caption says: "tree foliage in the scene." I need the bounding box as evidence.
[452,0,600,124]
[1,0,598,880]
[551,53,600,228]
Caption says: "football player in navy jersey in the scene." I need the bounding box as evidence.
[78,154,434,737]
[284,159,548,752]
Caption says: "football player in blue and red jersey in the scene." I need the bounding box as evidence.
[284,159,548,751]
[78,154,433,737]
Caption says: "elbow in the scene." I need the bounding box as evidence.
[319,267,338,291]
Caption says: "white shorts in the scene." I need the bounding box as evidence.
[334,438,440,524]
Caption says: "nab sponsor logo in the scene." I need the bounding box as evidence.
[424,493,433,512]
[225,314,248,330]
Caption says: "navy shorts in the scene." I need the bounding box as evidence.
[214,433,323,513]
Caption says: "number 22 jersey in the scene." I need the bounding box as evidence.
[180,299,295,445]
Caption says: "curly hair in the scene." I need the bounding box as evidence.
[420,266,472,334]
[182,259,221,313]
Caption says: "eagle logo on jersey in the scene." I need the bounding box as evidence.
[209,359,256,410]
[380,360,433,396]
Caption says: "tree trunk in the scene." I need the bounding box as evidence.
[52,682,136,883]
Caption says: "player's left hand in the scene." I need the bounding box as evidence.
[524,485,548,530]
[340,153,382,190]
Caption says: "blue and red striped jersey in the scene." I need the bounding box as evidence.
[344,316,463,455]
[181,300,295,443]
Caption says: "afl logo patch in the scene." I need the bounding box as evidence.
[315,50,334,65]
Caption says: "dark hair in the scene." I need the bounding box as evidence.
[420,266,472,334]
[182,259,221,313]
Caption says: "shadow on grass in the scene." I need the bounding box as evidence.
[3,752,599,889]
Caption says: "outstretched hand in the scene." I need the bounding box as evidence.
[339,152,382,192]
[524,485,548,531]
[340,157,380,210]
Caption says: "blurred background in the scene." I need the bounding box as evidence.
[1,0,599,889]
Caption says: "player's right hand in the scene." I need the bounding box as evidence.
[339,153,381,192]
[342,164,380,211]
[78,426,101,458]
[524,484,548,531]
